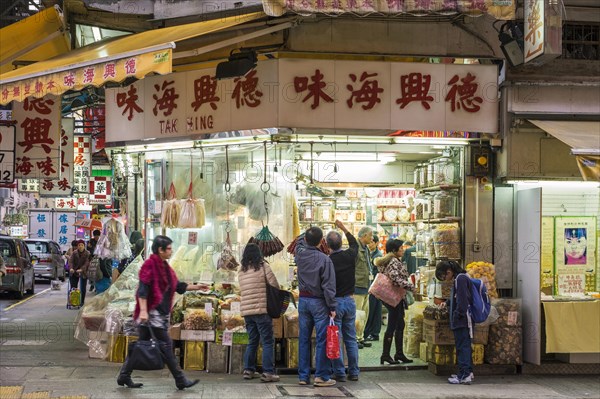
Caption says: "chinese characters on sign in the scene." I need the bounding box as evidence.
[524,0,544,63]
[89,176,112,205]
[13,95,61,179]
[73,136,91,194]
[554,216,598,295]
[39,118,74,196]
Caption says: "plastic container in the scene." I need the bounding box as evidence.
[436,157,456,185]
[419,163,428,189]
[433,191,457,219]
[427,161,435,187]
[414,164,421,188]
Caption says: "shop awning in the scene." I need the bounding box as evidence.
[529,120,600,155]
[0,11,265,105]
[0,5,70,75]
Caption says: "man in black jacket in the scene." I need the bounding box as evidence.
[326,220,360,381]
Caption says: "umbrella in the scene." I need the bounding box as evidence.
[73,218,103,231]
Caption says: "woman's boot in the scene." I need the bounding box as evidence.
[162,342,200,390]
[117,357,143,388]
[380,334,400,365]
[393,331,413,363]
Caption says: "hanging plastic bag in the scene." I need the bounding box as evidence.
[161,182,180,228]
[326,317,340,360]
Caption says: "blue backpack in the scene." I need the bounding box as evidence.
[457,274,491,324]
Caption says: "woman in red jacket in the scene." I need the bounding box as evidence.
[117,235,208,390]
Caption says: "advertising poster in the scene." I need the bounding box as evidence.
[554,216,597,296]
[541,217,554,295]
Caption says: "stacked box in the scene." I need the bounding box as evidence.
[215,331,249,345]
[206,342,229,373]
[451,344,484,365]
[108,334,126,363]
[183,341,205,370]
[423,319,489,345]
[228,344,247,375]
[169,323,182,340]
[286,338,299,368]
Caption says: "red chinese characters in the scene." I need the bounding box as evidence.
[18,98,55,154]
[42,179,54,191]
[346,72,383,110]
[232,70,263,109]
[16,157,33,175]
[445,72,483,113]
[104,63,117,80]
[37,156,57,177]
[83,68,95,84]
[12,86,20,98]
[59,128,69,173]
[396,73,434,110]
[58,178,71,191]
[294,69,333,110]
[74,153,85,166]
[116,85,144,121]
[64,72,76,87]
[191,75,220,111]
[153,80,179,116]
[125,58,137,75]
[35,81,43,94]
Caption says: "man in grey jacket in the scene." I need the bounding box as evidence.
[296,226,337,387]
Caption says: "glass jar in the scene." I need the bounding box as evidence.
[416,230,427,256]
[415,193,432,220]
[427,160,435,187]
[413,164,421,189]
[437,157,456,185]
[419,163,428,188]
[433,191,457,219]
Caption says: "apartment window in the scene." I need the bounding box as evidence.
[562,23,600,60]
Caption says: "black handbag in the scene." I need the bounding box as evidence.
[127,325,165,371]
[264,266,296,319]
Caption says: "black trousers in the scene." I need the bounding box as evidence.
[364,294,382,338]
[383,301,405,337]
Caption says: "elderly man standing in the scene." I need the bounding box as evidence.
[326,220,360,381]
[296,226,337,387]
[355,226,373,349]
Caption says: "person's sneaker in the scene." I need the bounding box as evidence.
[331,374,346,382]
[451,372,474,381]
[348,375,359,381]
[448,373,473,385]
[260,373,280,382]
[357,341,364,349]
[459,374,473,385]
[447,375,461,384]
[243,370,254,380]
[314,377,336,387]
[360,340,372,348]
[298,380,310,385]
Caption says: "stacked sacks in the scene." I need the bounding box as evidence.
[403,302,427,358]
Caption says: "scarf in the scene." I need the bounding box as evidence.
[133,253,178,320]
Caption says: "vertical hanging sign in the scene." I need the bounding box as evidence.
[89,176,112,205]
[29,210,52,239]
[13,95,61,180]
[73,135,91,194]
[40,118,75,196]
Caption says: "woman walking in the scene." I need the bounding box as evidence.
[435,260,473,385]
[238,243,280,382]
[374,239,414,365]
[117,235,209,390]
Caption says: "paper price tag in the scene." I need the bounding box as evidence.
[507,311,518,326]
[188,232,198,245]
[222,331,233,346]
[204,302,213,317]
[231,302,241,314]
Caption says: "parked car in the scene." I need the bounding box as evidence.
[24,239,66,281]
[0,235,35,298]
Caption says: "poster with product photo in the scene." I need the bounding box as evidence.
[554,216,597,296]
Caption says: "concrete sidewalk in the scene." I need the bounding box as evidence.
[1,283,599,399]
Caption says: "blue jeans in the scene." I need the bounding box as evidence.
[298,297,331,382]
[453,327,472,379]
[330,296,360,378]
[244,314,275,374]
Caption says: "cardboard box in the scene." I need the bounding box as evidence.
[426,344,456,365]
[228,344,247,375]
[169,323,182,340]
[423,319,488,346]
[423,319,454,345]
[180,329,216,342]
[206,342,229,373]
[273,317,283,339]
[283,317,299,338]
[183,341,205,370]
[215,331,249,345]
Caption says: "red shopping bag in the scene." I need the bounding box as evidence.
[326,317,340,360]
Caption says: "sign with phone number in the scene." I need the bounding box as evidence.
[0,124,16,183]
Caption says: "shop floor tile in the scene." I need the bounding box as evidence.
[277,385,354,397]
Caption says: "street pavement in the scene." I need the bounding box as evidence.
[1,282,599,399]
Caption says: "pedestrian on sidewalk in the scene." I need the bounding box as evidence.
[354,226,374,349]
[436,260,473,385]
[364,234,383,342]
[238,243,280,383]
[326,220,360,382]
[118,235,209,390]
[296,226,337,387]
[374,239,414,365]
[69,240,89,305]
[87,230,101,292]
